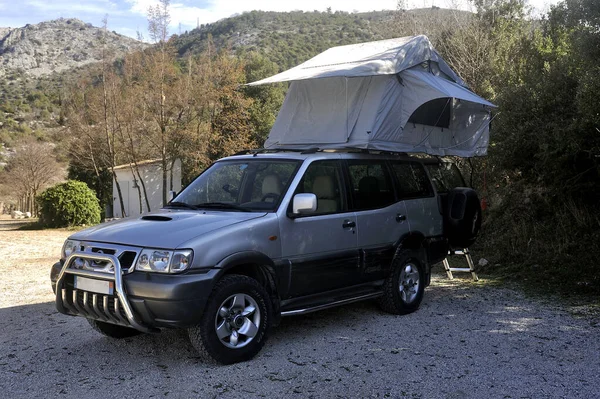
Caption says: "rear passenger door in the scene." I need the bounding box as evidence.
[346,160,409,281]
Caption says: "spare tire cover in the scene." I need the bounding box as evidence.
[445,187,482,248]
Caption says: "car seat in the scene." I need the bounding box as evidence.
[261,174,282,202]
[358,175,380,208]
[312,175,338,213]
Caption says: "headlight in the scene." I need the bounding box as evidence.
[135,249,193,273]
[171,250,193,272]
[62,240,80,260]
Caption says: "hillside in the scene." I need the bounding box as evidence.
[0,18,149,149]
[0,18,146,77]
[171,8,468,71]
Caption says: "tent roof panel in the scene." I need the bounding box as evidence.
[248,35,465,86]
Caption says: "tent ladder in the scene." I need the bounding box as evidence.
[443,248,478,281]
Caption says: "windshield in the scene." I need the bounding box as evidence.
[168,159,301,212]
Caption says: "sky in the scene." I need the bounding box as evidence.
[0,0,562,40]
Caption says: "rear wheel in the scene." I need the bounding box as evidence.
[378,249,426,315]
[87,319,141,338]
[188,275,272,364]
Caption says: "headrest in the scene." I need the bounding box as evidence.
[262,174,282,195]
[359,176,379,194]
[312,175,335,199]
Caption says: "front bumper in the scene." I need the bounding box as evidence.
[51,255,218,331]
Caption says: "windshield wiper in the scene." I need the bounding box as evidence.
[194,202,252,212]
[164,201,199,210]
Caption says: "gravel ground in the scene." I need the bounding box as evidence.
[0,221,599,399]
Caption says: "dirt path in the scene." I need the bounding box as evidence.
[0,227,598,398]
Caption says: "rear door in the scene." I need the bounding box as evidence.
[346,159,409,281]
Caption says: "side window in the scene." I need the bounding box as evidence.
[296,160,345,214]
[391,162,433,199]
[249,162,298,203]
[347,160,395,210]
[425,163,465,193]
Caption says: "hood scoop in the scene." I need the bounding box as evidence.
[141,215,173,222]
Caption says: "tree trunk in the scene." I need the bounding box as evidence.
[162,157,168,207]
[169,158,175,191]
[112,169,127,218]
[32,189,37,216]
[126,165,143,214]
[134,167,151,212]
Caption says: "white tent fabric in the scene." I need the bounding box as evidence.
[250,36,496,157]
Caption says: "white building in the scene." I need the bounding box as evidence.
[112,159,182,218]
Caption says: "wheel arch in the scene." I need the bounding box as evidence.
[394,232,431,286]
[214,251,280,314]
[395,232,426,253]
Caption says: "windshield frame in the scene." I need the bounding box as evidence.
[167,157,302,213]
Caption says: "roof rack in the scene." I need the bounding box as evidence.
[232,147,440,158]
[233,148,322,156]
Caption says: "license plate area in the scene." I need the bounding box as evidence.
[74,276,114,295]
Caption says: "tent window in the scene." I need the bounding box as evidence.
[407,98,451,128]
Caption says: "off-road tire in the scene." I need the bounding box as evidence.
[378,249,426,315]
[188,275,272,365]
[87,319,142,338]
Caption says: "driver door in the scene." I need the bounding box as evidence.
[279,159,359,298]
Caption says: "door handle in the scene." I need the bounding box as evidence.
[396,214,406,222]
[342,220,356,228]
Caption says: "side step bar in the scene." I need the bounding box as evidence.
[281,292,382,317]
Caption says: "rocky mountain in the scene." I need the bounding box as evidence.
[0,18,147,77]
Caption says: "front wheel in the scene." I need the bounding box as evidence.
[188,275,272,364]
[378,249,426,315]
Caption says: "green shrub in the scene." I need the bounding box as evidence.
[37,180,101,228]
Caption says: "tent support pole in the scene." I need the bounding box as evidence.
[345,77,349,141]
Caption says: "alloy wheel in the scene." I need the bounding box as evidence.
[399,263,420,304]
[214,293,261,349]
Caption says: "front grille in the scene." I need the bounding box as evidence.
[69,243,140,274]
[60,288,131,327]
[119,251,137,270]
[91,247,116,255]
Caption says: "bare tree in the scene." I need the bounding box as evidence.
[143,0,202,204]
[99,16,127,217]
[1,140,63,216]
[108,51,152,213]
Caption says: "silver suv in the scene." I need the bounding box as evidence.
[50,149,480,364]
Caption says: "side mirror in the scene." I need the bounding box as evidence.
[292,193,317,215]
[168,190,177,201]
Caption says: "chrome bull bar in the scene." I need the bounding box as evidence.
[55,251,156,333]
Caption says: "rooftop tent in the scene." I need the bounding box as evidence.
[248,36,496,157]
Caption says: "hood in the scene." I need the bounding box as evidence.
[70,210,267,249]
